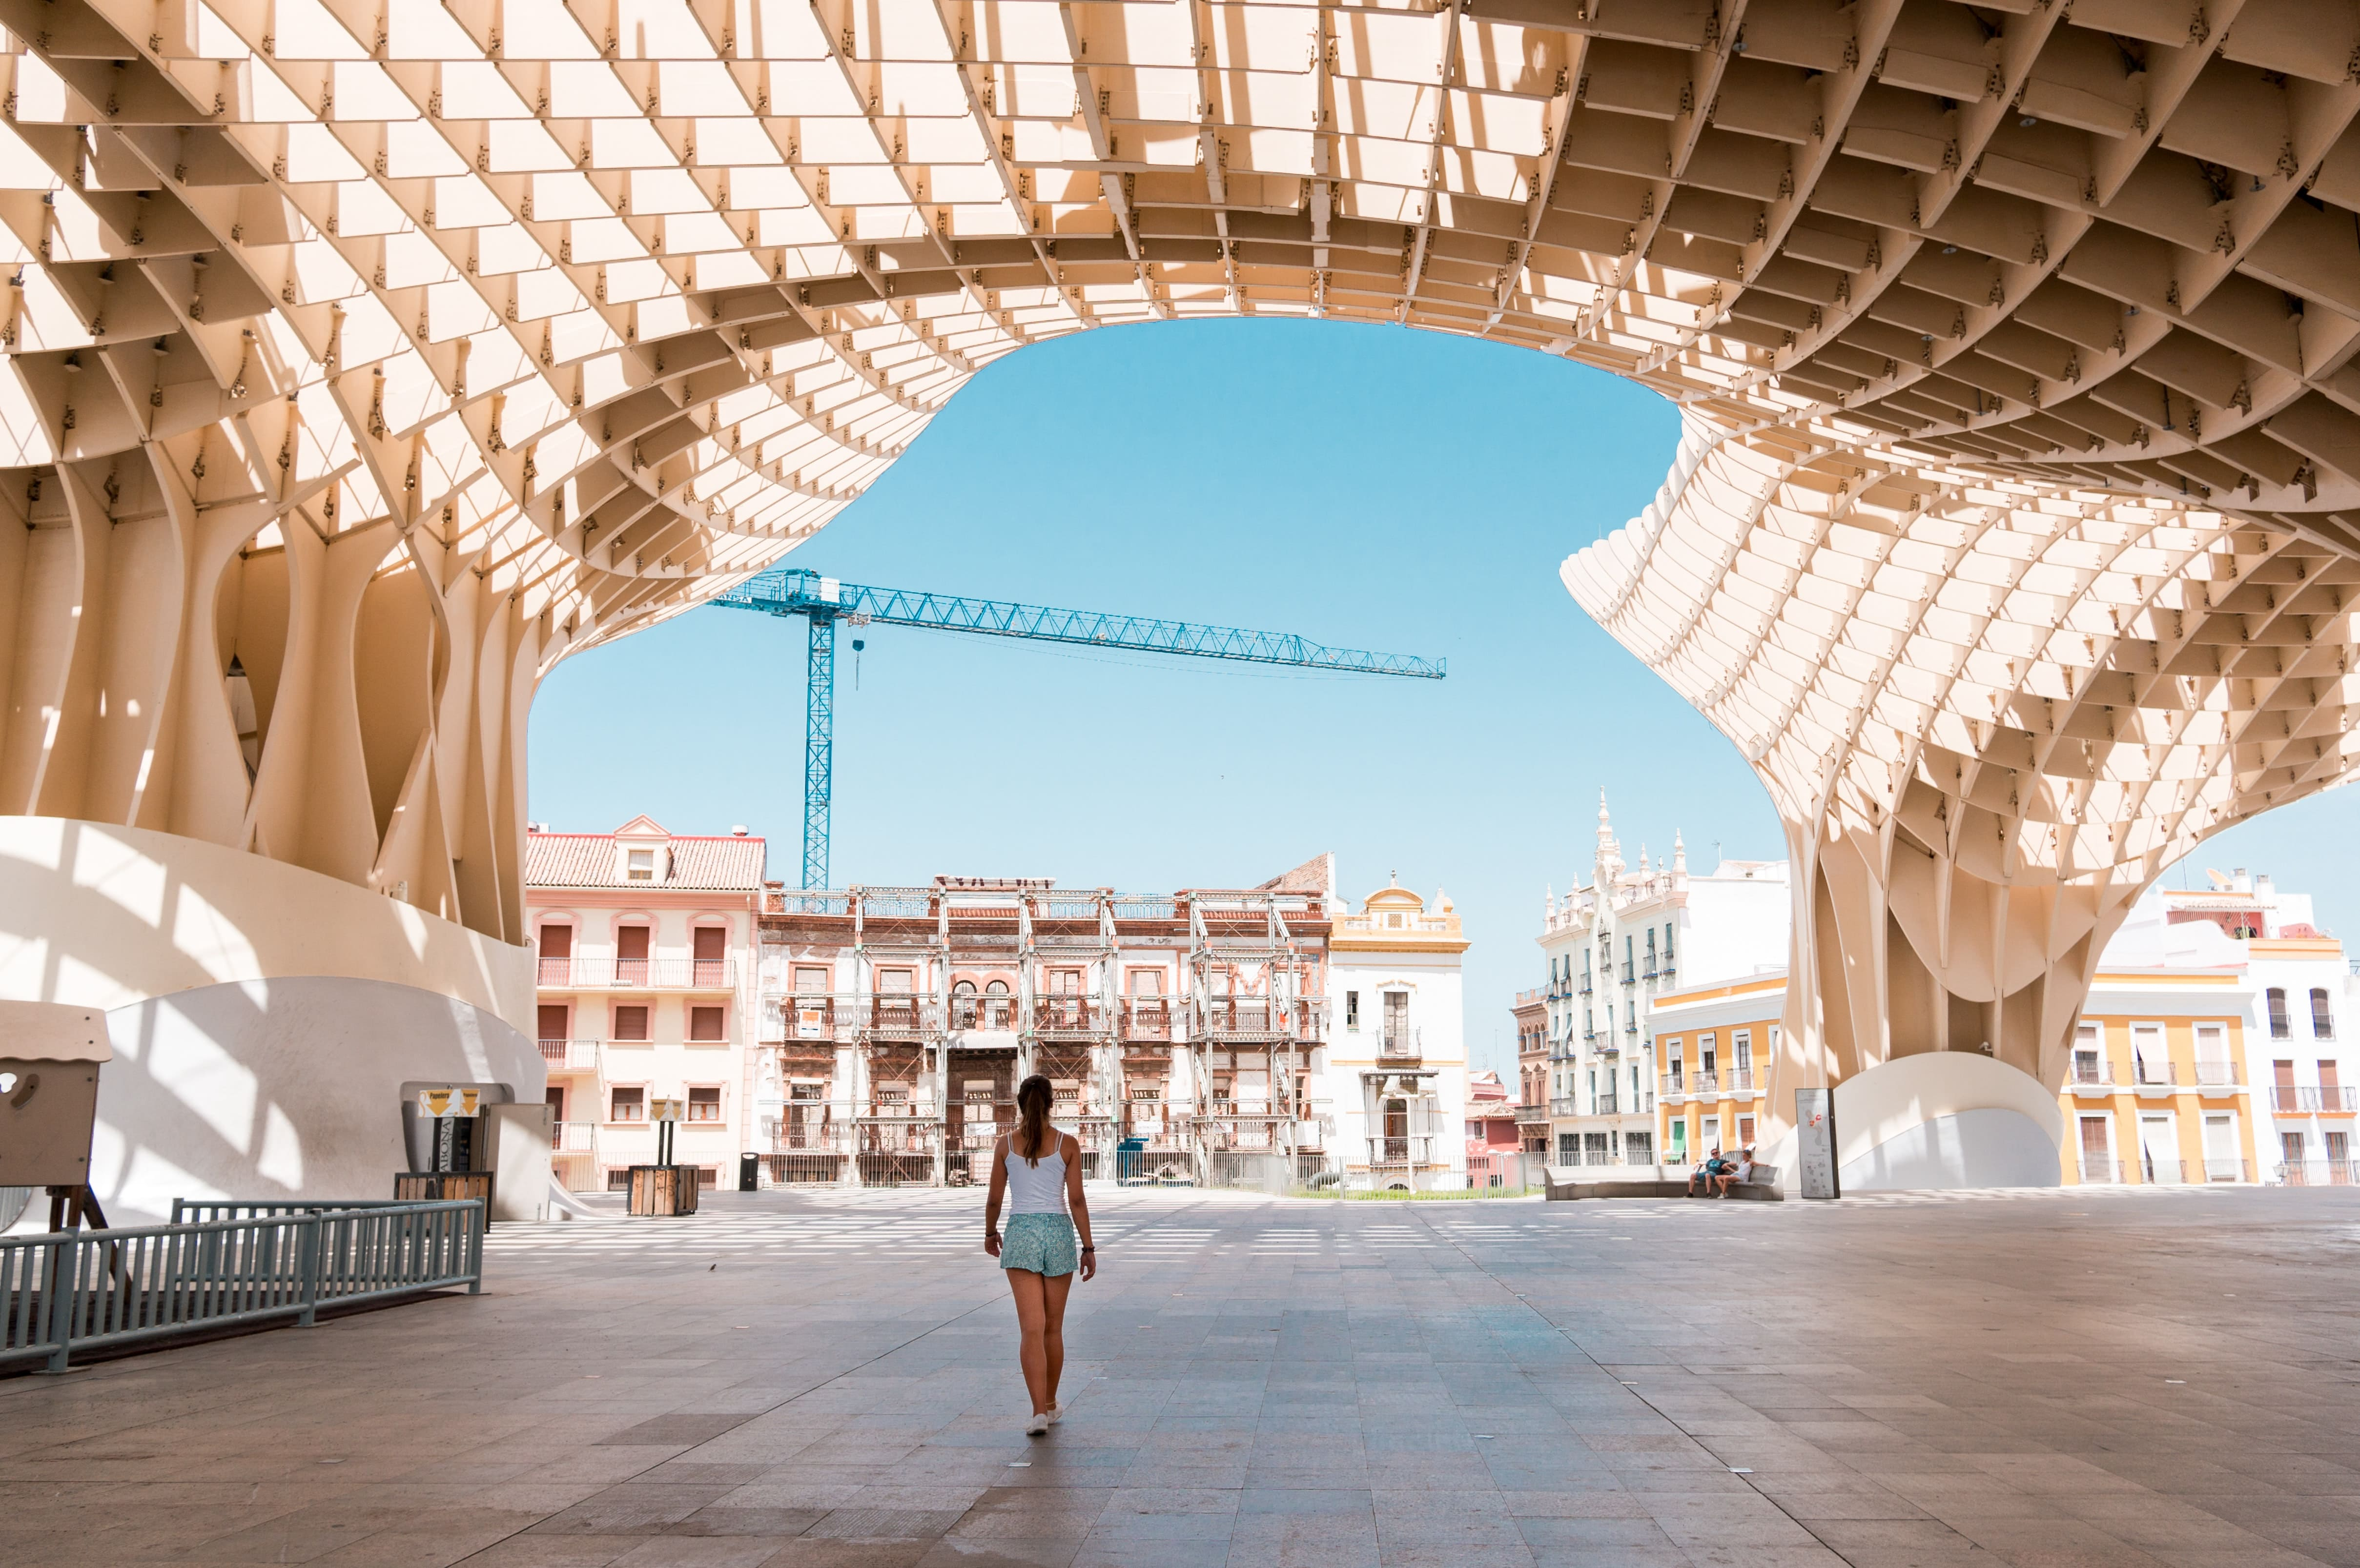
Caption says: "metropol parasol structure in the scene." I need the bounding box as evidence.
[2,0,2356,1203]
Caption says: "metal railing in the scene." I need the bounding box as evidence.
[1514,1101,1550,1124]
[1549,1096,1579,1116]
[2278,1159,2360,1186]
[949,995,1022,1031]
[2271,1085,2360,1113]
[1379,1024,1420,1058]
[536,957,738,989]
[2074,1158,2124,1184]
[1032,996,1107,1036]
[3,1201,482,1374]
[1199,999,1327,1040]
[537,1038,602,1069]
[1120,998,1174,1039]
[866,995,938,1036]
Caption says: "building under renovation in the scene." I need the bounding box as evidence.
[754,855,1468,1192]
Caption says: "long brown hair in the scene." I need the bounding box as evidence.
[1014,1074,1053,1165]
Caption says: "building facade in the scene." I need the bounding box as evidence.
[1511,989,1550,1154]
[1328,880,1471,1192]
[1652,975,1785,1167]
[748,858,1468,1191]
[525,818,768,1192]
[1636,864,2352,1189]
[1463,1071,1521,1189]
[1537,796,1789,1168]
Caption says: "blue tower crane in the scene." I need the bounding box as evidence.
[713,567,1448,889]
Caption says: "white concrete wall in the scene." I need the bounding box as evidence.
[2,816,539,1224]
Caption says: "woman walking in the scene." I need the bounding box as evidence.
[983,1074,1097,1434]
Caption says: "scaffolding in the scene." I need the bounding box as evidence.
[755,878,1332,1187]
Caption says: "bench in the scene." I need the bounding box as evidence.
[1543,1163,1783,1201]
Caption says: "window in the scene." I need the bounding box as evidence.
[614,1005,650,1041]
[1557,1132,1579,1160]
[1053,969,1082,995]
[2268,987,2291,1039]
[537,922,572,982]
[1624,1130,1652,1163]
[1702,1115,1720,1151]
[2131,1023,2165,1085]
[537,1003,568,1045]
[2202,1113,2240,1181]
[1345,990,1359,1029]
[2077,1116,2112,1181]
[689,1006,726,1041]
[1129,969,1162,996]
[693,925,726,983]
[1383,991,1409,1051]
[1700,1033,1717,1078]
[794,966,829,995]
[610,1086,645,1121]
[616,924,650,983]
[2073,1021,2104,1085]
[686,1086,722,1122]
[2312,988,2334,1039]
[627,848,655,880]
[1662,923,1674,964]
[1737,1114,1755,1146]
[878,967,914,993]
[2137,1112,2177,1184]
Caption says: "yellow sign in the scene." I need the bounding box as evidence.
[416,1087,482,1119]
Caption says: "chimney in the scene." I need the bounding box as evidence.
[2255,873,2274,899]
[2233,867,2251,892]
[731,825,749,836]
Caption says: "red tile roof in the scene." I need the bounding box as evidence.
[525,830,766,891]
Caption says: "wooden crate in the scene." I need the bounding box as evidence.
[394,1171,495,1210]
[627,1164,699,1216]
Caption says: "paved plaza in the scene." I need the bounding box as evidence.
[3,1187,2359,1568]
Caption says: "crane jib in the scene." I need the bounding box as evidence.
[712,566,1444,888]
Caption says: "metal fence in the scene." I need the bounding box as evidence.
[2,1200,482,1375]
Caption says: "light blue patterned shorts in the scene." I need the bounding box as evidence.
[1000,1212,1078,1276]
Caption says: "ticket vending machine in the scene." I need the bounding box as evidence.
[398,1084,553,1222]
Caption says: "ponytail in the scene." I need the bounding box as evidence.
[1015,1074,1053,1165]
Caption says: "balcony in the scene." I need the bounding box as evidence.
[1514,1101,1550,1125]
[537,957,738,990]
[2271,1085,2359,1113]
[1378,1024,1421,1060]
[1197,998,1326,1042]
[1579,976,1593,996]
[866,995,938,1038]
[1032,996,1108,1038]
[2278,1159,2360,1185]
[1595,1093,1618,1116]
[1621,962,1635,985]
[2127,1060,2246,1092]
[775,994,850,1043]
[1120,998,1174,1040]
[1548,1096,1579,1116]
[537,1038,602,1071]
[1658,1073,1684,1101]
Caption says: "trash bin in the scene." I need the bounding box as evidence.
[738,1152,759,1192]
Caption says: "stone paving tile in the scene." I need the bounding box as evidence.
[6,1187,2360,1568]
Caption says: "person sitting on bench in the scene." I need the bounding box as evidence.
[1689,1148,1726,1197]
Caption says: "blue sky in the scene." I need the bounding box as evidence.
[530,319,2358,1080]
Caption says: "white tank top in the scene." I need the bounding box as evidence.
[1004,1137,1068,1215]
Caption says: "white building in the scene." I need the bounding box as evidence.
[1536,795,1788,1166]
[1328,878,1470,1191]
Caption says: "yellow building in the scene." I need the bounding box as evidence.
[1651,974,1786,1167]
[2060,971,2262,1186]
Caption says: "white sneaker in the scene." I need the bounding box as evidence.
[1024,1412,1049,1436]
[1045,1403,1064,1425]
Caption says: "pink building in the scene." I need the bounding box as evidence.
[1464,1070,1522,1188]
[526,817,768,1192]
